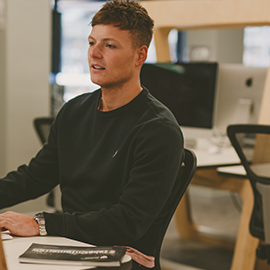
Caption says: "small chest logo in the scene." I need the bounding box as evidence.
[112,150,119,158]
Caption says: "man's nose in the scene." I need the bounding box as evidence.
[89,45,102,58]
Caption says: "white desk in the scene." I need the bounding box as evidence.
[188,137,240,168]
[217,164,246,177]
[2,235,131,270]
[218,163,270,178]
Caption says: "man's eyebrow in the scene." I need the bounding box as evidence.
[88,36,117,42]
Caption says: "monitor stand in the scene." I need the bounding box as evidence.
[214,98,254,137]
[232,98,253,125]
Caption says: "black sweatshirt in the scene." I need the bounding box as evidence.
[0,87,184,257]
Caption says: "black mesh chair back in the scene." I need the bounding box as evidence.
[154,148,197,270]
[33,117,56,209]
[227,124,270,264]
[33,117,54,144]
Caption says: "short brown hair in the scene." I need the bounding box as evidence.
[91,0,154,48]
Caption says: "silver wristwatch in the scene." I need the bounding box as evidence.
[34,212,47,236]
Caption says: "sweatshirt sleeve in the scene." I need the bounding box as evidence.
[44,119,184,247]
[0,116,60,209]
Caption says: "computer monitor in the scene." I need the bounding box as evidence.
[214,64,267,135]
[140,62,219,145]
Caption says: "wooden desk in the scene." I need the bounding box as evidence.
[174,139,259,270]
[2,236,131,270]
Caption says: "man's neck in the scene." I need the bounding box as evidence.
[99,83,142,112]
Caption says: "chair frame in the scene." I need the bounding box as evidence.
[33,116,57,209]
[154,148,197,270]
[227,124,270,264]
[33,117,54,144]
[227,124,270,185]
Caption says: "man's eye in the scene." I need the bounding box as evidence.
[106,44,115,49]
[89,41,94,46]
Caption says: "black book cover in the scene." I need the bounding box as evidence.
[19,243,127,267]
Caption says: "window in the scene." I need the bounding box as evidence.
[243,26,270,67]
[54,1,104,102]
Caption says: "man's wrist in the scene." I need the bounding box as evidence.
[33,212,47,236]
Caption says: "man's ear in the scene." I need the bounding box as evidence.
[136,45,148,66]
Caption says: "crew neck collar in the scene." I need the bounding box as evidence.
[96,87,148,118]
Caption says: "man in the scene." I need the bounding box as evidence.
[0,0,184,268]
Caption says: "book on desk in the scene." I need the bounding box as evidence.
[19,243,129,268]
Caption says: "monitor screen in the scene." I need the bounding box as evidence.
[140,62,218,129]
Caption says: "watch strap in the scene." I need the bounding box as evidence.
[34,212,47,236]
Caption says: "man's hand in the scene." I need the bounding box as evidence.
[0,211,39,237]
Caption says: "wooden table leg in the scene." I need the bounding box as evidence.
[174,191,199,239]
[0,233,8,270]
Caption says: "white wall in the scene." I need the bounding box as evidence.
[186,28,244,63]
[0,0,51,213]
[0,27,6,175]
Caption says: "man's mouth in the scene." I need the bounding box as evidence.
[92,65,105,70]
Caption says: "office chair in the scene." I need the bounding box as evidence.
[154,148,197,270]
[33,117,54,144]
[33,117,62,211]
[227,124,270,265]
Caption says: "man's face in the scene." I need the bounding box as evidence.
[88,24,141,90]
